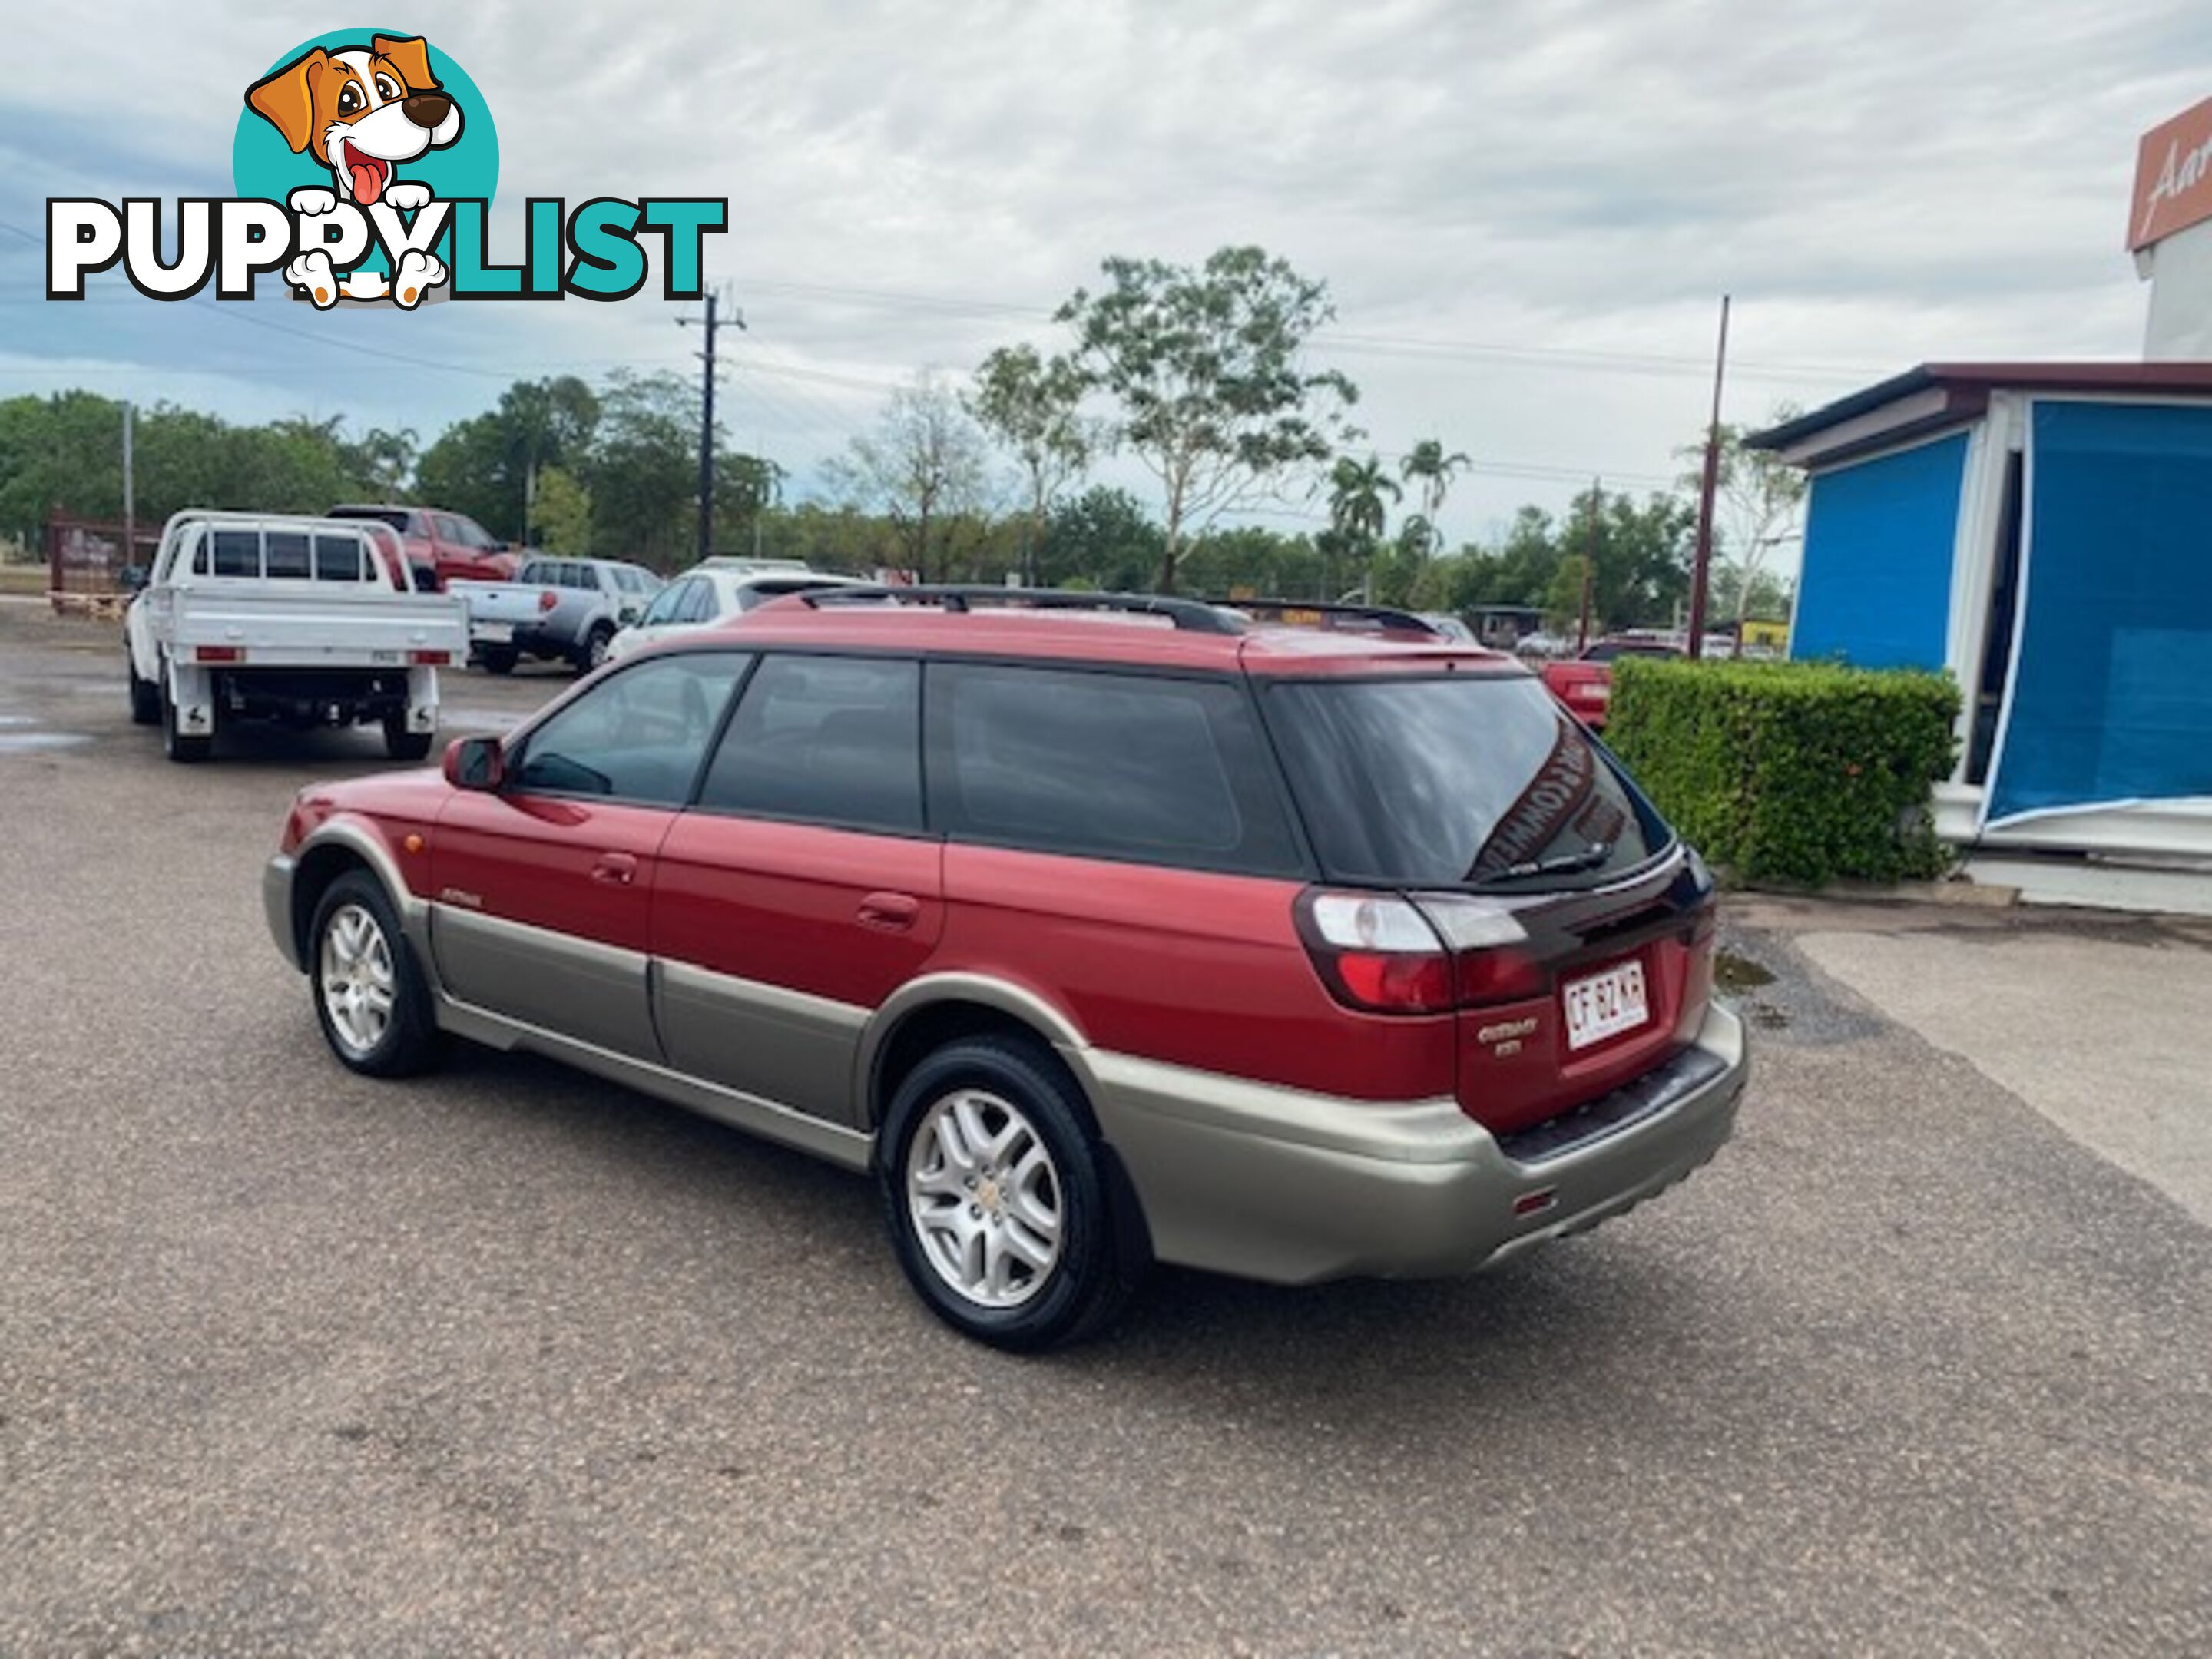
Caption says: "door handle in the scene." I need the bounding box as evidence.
[856,891,921,932]
[590,852,639,886]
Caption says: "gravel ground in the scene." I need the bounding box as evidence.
[0,608,2207,1656]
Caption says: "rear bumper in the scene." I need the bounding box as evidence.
[505,623,580,657]
[1085,1000,1746,1285]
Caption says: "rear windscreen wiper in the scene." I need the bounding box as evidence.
[1466,841,1614,887]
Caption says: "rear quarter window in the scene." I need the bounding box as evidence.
[926,664,1303,876]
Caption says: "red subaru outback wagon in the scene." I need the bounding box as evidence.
[265,588,1747,1349]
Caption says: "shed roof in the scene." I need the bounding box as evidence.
[1748,362,2212,469]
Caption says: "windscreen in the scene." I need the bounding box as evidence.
[1266,674,1664,887]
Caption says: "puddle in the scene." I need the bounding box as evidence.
[0,711,92,753]
[1714,950,1776,992]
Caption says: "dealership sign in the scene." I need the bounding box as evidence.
[45,29,724,307]
[2131,96,2212,252]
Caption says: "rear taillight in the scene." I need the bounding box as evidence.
[538,589,558,612]
[1296,892,1455,1014]
[1296,889,1544,1015]
[1416,893,1549,1007]
[194,644,243,663]
[407,649,451,665]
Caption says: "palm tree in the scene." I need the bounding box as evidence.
[1326,454,1402,600]
[1400,439,1471,558]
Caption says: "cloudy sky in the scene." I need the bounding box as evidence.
[6,1,2208,558]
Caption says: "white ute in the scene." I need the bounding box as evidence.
[124,511,470,764]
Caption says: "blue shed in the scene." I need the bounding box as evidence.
[1753,364,2212,886]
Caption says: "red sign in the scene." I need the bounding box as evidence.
[2130,97,2212,251]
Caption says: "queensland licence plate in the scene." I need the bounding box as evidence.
[1561,959,1649,1051]
[475,622,514,643]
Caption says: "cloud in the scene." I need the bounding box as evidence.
[4,0,2205,549]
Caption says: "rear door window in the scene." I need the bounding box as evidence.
[698,654,922,833]
[1265,674,1663,887]
[926,664,1303,876]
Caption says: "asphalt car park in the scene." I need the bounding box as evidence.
[1,602,2207,1654]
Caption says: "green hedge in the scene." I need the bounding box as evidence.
[1606,659,1960,886]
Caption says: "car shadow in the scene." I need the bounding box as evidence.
[424,1038,1708,1427]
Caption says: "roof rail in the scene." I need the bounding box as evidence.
[799,584,1244,634]
[1205,597,1446,636]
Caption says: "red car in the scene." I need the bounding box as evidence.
[326,505,522,592]
[1541,637,1683,730]
[264,588,1746,1349]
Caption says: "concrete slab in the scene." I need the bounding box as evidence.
[1797,927,2212,1225]
[1965,854,2212,919]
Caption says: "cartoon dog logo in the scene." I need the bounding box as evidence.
[245,35,459,308]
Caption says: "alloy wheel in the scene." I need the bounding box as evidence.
[319,902,396,1058]
[905,1088,1065,1309]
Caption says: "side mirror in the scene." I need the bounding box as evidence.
[120,565,150,593]
[443,735,505,792]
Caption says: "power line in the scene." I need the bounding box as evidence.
[0,217,1729,492]
[726,270,1884,382]
[8,214,1878,393]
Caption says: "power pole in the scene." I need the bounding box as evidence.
[1578,476,1598,652]
[120,400,135,570]
[1686,293,1731,660]
[677,290,744,562]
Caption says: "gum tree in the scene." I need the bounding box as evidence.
[1057,246,1358,592]
[823,371,993,583]
[968,344,1092,587]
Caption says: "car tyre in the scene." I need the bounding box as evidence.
[309,870,439,1078]
[127,655,160,725]
[160,677,213,763]
[575,623,614,676]
[477,647,518,675]
[382,714,434,762]
[879,1035,1132,1352]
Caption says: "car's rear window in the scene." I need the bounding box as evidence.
[210,529,260,577]
[1265,674,1664,887]
[313,533,365,582]
[264,531,311,579]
